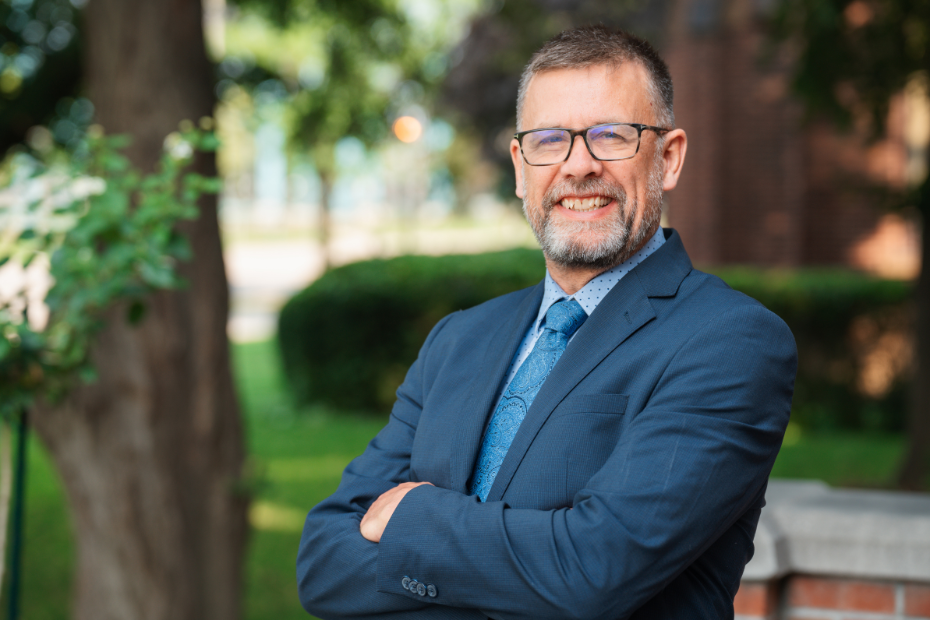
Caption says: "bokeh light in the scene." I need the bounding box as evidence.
[392,116,422,143]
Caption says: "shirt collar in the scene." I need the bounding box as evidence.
[533,227,666,333]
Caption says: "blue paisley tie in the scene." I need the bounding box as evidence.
[471,298,588,501]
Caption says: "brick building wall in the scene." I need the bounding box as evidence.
[736,577,930,620]
[660,0,919,274]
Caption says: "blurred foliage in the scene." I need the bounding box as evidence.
[277,250,912,431]
[772,0,929,137]
[770,0,930,236]
[222,0,483,179]
[0,126,219,418]
[0,0,83,153]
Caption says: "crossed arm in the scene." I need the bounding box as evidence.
[297,305,796,620]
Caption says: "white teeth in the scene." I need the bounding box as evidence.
[561,196,610,212]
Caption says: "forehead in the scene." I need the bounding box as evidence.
[521,62,655,129]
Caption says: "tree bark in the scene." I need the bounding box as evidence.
[31,1,249,619]
[899,178,930,491]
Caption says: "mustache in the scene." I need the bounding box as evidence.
[541,178,626,212]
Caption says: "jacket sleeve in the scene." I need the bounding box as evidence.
[297,312,489,620]
[374,303,797,620]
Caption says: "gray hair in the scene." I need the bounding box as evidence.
[516,25,675,131]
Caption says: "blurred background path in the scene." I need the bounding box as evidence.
[224,214,537,342]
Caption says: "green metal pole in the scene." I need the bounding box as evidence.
[6,409,28,620]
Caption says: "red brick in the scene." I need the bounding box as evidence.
[789,576,841,608]
[840,581,895,613]
[735,581,777,616]
[906,583,930,617]
[788,576,895,613]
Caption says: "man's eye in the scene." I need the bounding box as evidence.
[593,130,629,142]
[535,133,566,145]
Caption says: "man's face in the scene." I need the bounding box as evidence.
[511,63,670,270]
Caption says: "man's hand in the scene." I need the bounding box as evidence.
[360,481,434,543]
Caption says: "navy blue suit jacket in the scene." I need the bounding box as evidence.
[297,229,797,619]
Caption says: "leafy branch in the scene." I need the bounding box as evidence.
[0,125,220,418]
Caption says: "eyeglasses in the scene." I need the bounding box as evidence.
[514,123,670,166]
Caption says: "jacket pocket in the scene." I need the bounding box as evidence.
[556,393,628,416]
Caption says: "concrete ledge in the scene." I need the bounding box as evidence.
[745,480,930,581]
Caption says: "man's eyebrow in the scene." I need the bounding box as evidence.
[525,122,565,130]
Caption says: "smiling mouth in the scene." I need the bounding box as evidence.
[559,195,611,212]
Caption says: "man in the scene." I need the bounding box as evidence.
[298,25,796,620]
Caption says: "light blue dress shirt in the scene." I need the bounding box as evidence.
[490,227,666,412]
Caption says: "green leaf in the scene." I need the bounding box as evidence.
[199,176,223,194]
[199,132,221,151]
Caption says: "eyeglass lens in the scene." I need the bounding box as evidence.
[521,124,640,165]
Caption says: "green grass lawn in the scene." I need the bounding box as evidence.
[3,338,908,619]
[236,340,387,620]
[771,424,906,488]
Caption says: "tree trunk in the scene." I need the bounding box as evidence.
[899,179,930,491]
[31,1,249,619]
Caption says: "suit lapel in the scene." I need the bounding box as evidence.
[484,230,693,502]
[449,282,544,493]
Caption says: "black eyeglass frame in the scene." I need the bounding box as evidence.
[513,123,671,166]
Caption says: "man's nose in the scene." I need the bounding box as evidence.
[561,134,604,178]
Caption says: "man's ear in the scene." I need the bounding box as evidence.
[510,138,525,199]
[661,128,687,192]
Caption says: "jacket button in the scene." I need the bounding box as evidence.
[416,582,427,596]
[427,584,437,598]
[401,576,411,590]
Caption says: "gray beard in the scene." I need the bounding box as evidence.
[522,158,665,271]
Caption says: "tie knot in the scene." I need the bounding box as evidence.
[544,298,587,338]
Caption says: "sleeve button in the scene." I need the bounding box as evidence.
[427,584,437,598]
[401,577,411,590]
[416,583,427,596]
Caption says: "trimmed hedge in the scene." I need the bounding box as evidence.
[277,250,546,413]
[278,249,913,431]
